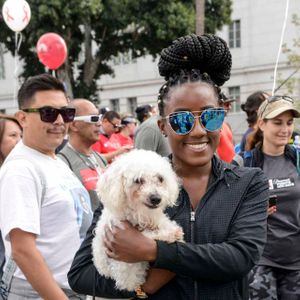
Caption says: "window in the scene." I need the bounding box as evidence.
[111,50,137,66]
[127,97,137,115]
[228,86,241,112]
[110,98,120,112]
[229,20,241,48]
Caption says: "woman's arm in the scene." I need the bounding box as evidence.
[104,222,176,294]
[142,268,175,294]
[103,169,269,283]
[153,169,269,281]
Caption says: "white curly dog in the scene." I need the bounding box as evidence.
[92,149,184,291]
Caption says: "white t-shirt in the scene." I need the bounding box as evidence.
[0,141,93,289]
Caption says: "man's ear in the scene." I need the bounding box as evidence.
[15,111,26,129]
[69,122,79,132]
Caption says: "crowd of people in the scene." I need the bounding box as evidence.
[0,32,298,300]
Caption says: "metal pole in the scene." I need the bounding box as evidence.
[196,0,205,35]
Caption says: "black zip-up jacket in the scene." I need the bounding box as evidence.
[68,156,269,300]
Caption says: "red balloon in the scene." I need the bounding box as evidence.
[36,33,67,70]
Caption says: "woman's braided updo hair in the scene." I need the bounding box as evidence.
[157,33,232,115]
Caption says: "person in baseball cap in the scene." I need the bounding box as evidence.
[220,92,236,113]
[258,95,300,119]
[240,95,300,300]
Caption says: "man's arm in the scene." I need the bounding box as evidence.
[10,229,68,300]
[102,145,132,162]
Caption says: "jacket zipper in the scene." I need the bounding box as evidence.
[190,211,198,300]
[189,174,225,300]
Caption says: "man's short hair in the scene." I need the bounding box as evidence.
[135,104,152,123]
[18,74,66,109]
[102,111,120,122]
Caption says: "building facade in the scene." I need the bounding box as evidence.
[1,0,300,140]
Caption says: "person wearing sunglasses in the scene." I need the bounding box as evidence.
[92,110,132,162]
[233,96,300,300]
[109,115,137,149]
[57,99,107,212]
[0,74,92,300]
[216,92,236,162]
[68,34,268,300]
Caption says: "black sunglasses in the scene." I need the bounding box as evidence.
[109,121,123,130]
[22,106,76,123]
[267,95,294,103]
[260,95,294,117]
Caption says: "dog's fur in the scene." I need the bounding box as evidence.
[92,149,184,291]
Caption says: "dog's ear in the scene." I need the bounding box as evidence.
[97,166,126,213]
[166,175,180,207]
[161,160,180,207]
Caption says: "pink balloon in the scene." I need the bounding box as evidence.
[36,33,67,70]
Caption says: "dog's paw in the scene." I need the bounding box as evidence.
[165,226,184,243]
[174,226,184,242]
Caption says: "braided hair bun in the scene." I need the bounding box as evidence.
[158,34,232,87]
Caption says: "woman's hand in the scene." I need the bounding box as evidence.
[104,221,157,263]
[142,268,176,294]
[267,205,277,216]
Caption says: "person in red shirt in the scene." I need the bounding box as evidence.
[109,115,137,148]
[92,111,132,161]
[217,93,235,162]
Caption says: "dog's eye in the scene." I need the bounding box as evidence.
[158,175,164,183]
[134,177,145,184]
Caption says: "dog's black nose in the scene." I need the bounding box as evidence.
[149,195,161,206]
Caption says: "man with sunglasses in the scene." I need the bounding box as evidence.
[216,92,235,162]
[92,110,132,162]
[0,74,92,299]
[58,99,107,212]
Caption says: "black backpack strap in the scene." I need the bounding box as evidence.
[232,150,253,167]
[243,151,253,167]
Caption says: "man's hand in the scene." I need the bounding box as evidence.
[10,229,68,300]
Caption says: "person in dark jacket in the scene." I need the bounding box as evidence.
[235,96,300,299]
[239,91,268,153]
[68,34,269,300]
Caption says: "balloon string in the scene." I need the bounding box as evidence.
[13,32,22,107]
[272,0,290,96]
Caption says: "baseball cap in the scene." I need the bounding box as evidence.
[220,92,236,104]
[257,95,300,119]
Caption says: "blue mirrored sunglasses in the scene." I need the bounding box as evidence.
[165,108,225,135]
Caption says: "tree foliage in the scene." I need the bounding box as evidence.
[0,0,232,100]
[280,13,300,94]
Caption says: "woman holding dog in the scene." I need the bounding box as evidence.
[68,34,269,299]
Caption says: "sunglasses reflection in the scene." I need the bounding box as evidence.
[167,109,225,135]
